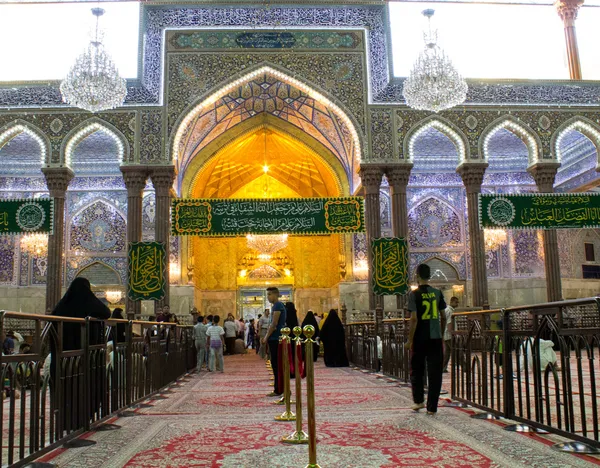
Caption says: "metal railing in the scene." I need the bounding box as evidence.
[451,297,600,447]
[0,310,196,467]
[345,321,378,370]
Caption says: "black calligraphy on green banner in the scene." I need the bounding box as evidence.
[127,242,166,301]
[479,193,600,230]
[0,199,54,235]
[372,238,409,296]
[171,197,365,236]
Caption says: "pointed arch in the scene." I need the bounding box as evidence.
[417,256,461,282]
[552,116,600,166]
[408,194,461,219]
[61,117,130,167]
[403,116,469,165]
[170,63,364,180]
[70,197,127,222]
[0,119,50,166]
[75,261,122,285]
[479,115,542,165]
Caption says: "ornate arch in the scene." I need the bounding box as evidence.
[179,114,350,198]
[403,116,469,164]
[417,256,461,281]
[75,261,122,285]
[70,197,127,222]
[170,64,364,189]
[479,115,542,165]
[68,199,127,253]
[61,117,130,167]
[0,119,50,166]
[552,116,600,166]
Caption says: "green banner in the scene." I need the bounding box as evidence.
[0,199,54,235]
[127,242,166,301]
[479,193,600,230]
[171,197,365,236]
[372,237,409,296]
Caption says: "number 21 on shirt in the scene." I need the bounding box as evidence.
[422,299,438,320]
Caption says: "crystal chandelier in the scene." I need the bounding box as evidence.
[105,290,122,304]
[60,8,127,113]
[246,234,288,255]
[20,234,48,257]
[402,9,468,113]
[484,229,507,250]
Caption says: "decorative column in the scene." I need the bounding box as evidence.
[359,164,384,310]
[42,167,74,313]
[457,163,489,308]
[528,163,563,302]
[555,0,584,80]
[121,165,148,319]
[385,164,413,309]
[150,166,176,311]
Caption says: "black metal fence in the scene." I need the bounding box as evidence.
[345,297,600,449]
[451,298,600,447]
[0,311,196,467]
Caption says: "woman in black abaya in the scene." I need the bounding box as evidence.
[51,277,111,432]
[301,310,320,362]
[285,302,299,329]
[319,309,349,367]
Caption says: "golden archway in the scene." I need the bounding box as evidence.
[179,117,351,316]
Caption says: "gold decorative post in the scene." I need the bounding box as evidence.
[303,325,321,468]
[275,328,296,421]
[555,0,583,80]
[283,326,309,444]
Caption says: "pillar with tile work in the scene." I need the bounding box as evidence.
[528,162,563,302]
[42,167,74,313]
[151,166,176,312]
[121,166,148,319]
[385,164,413,310]
[457,163,489,308]
[359,165,384,310]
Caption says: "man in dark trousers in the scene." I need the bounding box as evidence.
[406,264,447,415]
[262,287,287,396]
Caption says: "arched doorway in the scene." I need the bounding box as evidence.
[419,257,466,305]
[179,118,352,318]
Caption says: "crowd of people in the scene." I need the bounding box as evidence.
[192,289,350,385]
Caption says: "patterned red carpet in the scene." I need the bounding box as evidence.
[40,354,600,467]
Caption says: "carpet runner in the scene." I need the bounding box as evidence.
[39,354,600,467]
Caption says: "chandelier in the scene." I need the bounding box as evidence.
[402,9,468,113]
[246,234,288,255]
[60,8,127,113]
[20,234,48,257]
[105,290,122,304]
[484,229,507,250]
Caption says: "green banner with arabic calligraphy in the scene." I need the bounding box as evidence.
[372,238,409,296]
[0,199,54,235]
[479,193,600,230]
[127,242,166,301]
[171,197,365,236]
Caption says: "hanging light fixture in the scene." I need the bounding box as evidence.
[60,8,127,113]
[247,234,288,255]
[402,9,468,113]
[20,233,48,257]
[105,290,122,304]
[484,229,507,250]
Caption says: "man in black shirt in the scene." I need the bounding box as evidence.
[406,264,447,415]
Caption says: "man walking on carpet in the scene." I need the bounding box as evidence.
[406,263,446,415]
[194,316,208,372]
[261,287,286,396]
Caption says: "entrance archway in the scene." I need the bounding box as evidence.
[179,116,352,317]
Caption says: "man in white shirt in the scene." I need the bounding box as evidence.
[206,315,225,372]
[194,316,208,372]
[258,310,270,359]
[223,318,238,355]
[443,297,459,373]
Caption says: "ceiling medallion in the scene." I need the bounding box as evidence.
[60,8,127,113]
[403,9,468,113]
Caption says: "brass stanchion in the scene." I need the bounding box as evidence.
[303,325,321,468]
[283,326,309,444]
[275,328,296,421]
